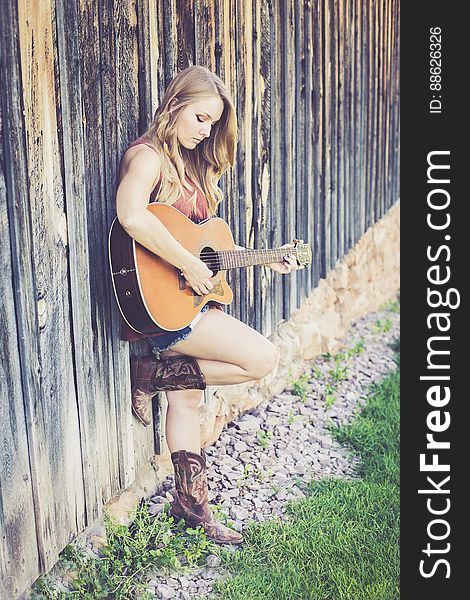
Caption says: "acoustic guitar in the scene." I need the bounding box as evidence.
[109,203,312,334]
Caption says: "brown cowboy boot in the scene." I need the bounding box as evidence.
[131,355,206,426]
[170,450,243,545]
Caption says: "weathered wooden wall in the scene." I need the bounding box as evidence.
[0,0,399,596]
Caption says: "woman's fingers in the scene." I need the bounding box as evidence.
[282,254,297,270]
[188,278,214,295]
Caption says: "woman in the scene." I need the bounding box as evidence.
[115,65,296,545]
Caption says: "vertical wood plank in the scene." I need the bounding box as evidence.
[162,0,179,84]
[251,0,269,333]
[260,0,274,335]
[312,0,324,282]
[322,0,332,275]
[304,0,315,290]
[195,0,215,69]
[358,0,367,238]
[294,0,307,304]
[0,7,39,587]
[346,0,355,250]
[55,0,113,527]
[371,0,379,224]
[269,0,283,326]
[137,0,163,131]
[338,0,351,258]
[382,0,392,214]
[281,0,296,317]
[15,0,86,571]
[80,0,134,492]
[383,0,392,212]
[218,0,240,321]
[328,0,338,267]
[116,0,157,471]
[175,0,195,69]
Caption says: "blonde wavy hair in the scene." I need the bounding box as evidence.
[142,65,237,216]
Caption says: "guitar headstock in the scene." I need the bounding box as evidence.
[292,239,312,269]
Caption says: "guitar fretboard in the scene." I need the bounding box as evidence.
[201,248,301,271]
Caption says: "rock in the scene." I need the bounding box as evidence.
[230,506,250,521]
[156,583,176,599]
[234,440,249,452]
[239,451,254,463]
[237,417,263,431]
[178,576,190,588]
[148,502,167,516]
[206,554,221,567]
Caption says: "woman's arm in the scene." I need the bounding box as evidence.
[116,147,214,295]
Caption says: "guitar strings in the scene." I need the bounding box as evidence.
[194,249,298,269]
[197,251,295,259]
[197,250,291,256]
[176,248,298,271]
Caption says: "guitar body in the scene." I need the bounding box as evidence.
[109,203,234,334]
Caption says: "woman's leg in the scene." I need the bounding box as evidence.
[161,309,274,544]
[165,389,203,454]
[162,308,279,385]
[162,309,277,453]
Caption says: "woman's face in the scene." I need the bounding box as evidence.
[175,96,224,149]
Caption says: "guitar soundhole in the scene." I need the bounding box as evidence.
[200,246,219,276]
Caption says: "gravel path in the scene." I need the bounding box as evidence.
[146,303,400,599]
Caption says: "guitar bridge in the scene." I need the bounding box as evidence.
[178,270,187,290]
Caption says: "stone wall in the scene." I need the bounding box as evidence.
[105,199,400,521]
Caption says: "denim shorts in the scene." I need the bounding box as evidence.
[147,305,209,356]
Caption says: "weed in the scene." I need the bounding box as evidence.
[287,411,303,426]
[257,430,273,448]
[291,373,311,400]
[31,503,217,599]
[325,393,337,408]
[236,464,253,488]
[380,294,400,313]
[312,367,324,380]
[334,351,346,363]
[323,383,337,408]
[328,363,349,383]
[254,467,273,482]
[373,318,393,333]
[210,503,236,529]
[347,338,365,358]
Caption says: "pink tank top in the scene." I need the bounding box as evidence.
[127,136,209,223]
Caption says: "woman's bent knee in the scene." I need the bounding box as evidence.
[249,341,279,380]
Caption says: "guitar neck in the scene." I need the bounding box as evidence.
[216,248,296,270]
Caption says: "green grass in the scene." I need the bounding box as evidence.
[211,346,400,600]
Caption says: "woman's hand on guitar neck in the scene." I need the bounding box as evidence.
[180,256,214,295]
[267,243,297,274]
